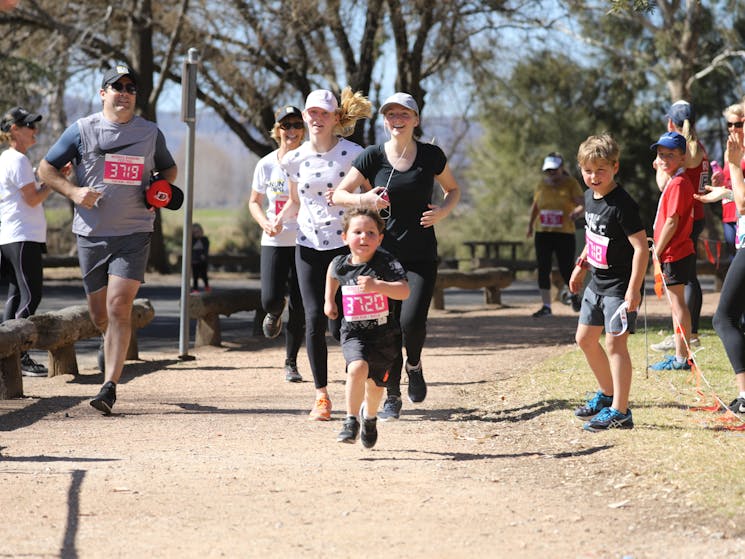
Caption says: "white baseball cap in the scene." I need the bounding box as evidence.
[542,156,563,171]
[304,90,338,112]
[379,92,419,116]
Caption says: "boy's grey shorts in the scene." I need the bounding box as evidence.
[77,232,151,294]
[578,286,636,334]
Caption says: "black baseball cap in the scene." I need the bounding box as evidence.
[0,106,42,133]
[274,105,303,123]
[101,64,138,88]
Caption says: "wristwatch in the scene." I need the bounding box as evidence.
[575,256,590,270]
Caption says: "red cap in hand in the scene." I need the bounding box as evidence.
[145,178,184,210]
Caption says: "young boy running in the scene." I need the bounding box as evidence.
[570,134,648,431]
[649,131,695,371]
[324,208,410,448]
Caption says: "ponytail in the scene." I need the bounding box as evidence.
[335,87,373,137]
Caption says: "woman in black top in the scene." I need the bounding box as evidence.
[333,92,461,420]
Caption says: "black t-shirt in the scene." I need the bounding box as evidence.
[352,142,447,263]
[583,184,645,296]
[330,248,407,334]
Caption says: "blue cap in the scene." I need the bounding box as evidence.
[666,101,694,127]
[651,131,686,152]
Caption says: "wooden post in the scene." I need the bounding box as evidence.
[0,319,37,399]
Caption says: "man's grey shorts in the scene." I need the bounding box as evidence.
[578,286,636,334]
[77,232,151,294]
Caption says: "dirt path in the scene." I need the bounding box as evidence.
[1,295,743,558]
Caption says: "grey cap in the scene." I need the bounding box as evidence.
[379,92,419,116]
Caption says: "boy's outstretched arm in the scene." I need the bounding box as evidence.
[625,230,649,313]
[356,275,410,301]
[324,264,340,319]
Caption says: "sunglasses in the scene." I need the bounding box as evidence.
[279,121,304,130]
[109,82,137,94]
[726,121,744,129]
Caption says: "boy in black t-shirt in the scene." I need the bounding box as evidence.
[570,135,649,431]
[324,208,410,448]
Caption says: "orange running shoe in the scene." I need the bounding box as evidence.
[308,397,332,421]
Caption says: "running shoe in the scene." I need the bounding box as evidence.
[728,397,745,415]
[337,416,360,443]
[650,334,675,352]
[378,395,402,421]
[308,396,332,421]
[406,362,427,403]
[20,352,48,377]
[360,414,378,449]
[90,381,117,415]
[532,306,552,318]
[583,407,634,431]
[284,359,302,383]
[574,390,613,418]
[649,355,690,371]
[262,313,282,339]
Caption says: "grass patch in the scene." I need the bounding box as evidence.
[161,206,248,253]
[515,328,745,518]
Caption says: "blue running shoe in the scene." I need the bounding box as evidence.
[583,407,634,432]
[649,355,691,371]
[574,390,613,418]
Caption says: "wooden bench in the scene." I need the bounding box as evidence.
[188,288,264,347]
[433,268,515,309]
[0,319,37,399]
[29,298,155,378]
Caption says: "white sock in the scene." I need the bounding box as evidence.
[675,355,686,364]
[738,391,745,399]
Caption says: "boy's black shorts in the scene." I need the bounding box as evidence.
[662,253,695,286]
[340,328,400,387]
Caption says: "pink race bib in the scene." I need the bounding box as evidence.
[103,154,145,186]
[341,285,388,323]
[539,209,563,228]
[585,229,610,269]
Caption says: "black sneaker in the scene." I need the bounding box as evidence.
[378,395,402,421]
[361,414,378,449]
[284,359,302,383]
[97,339,105,374]
[262,313,282,339]
[728,397,745,415]
[570,294,582,312]
[90,381,117,415]
[20,352,48,377]
[532,305,552,318]
[337,416,360,443]
[406,362,427,403]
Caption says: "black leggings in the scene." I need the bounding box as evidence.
[386,260,438,397]
[295,244,346,389]
[534,232,575,290]
[686,219,704,333]
[192,262,209,289]
[260,245,304,361]
[713,247,745,375]
[1,241,44,320]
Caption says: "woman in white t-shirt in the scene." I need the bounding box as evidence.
[275,88,372,421]
[0,106,53,376]
[249,105,306,383]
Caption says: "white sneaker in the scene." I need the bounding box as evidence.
[650,334,675,352]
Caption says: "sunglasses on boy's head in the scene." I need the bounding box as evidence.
[279,121,304,130]
[108,81,137,94]
[726,121,744,129]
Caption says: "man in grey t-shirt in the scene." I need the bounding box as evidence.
[39,64,177,415]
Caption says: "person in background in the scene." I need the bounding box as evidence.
[527,152,585,317]
[709,103,745,260]
[274,88,372,420]
[0,106,53,376]
[39,64,178,414]
[325,208,410,447]
[249,105,306,382]
[649,131,695,372]
[651,101,708,351]
[332,92,461,420]
[191,223,210,293]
